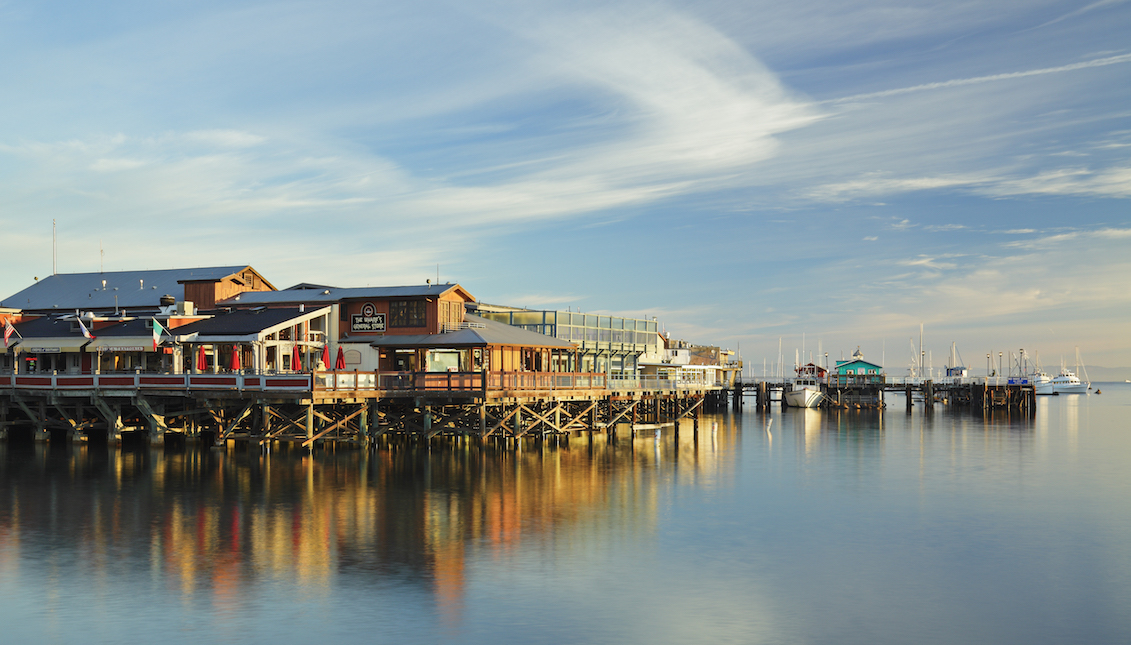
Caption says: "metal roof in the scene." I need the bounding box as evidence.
[170,307,323,338]
[218,283,473,306]
[1,266,254,312]
[367,314,575,349]
[8,315,88,339]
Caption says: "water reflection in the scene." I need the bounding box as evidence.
[0,416,741,630]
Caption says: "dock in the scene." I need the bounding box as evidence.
[0,370,725,447]
[730,376,1037,414]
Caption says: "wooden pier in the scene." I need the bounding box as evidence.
[730,376,1036,414]
[0,370,719,448]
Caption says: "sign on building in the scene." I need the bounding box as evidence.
[351,302,386,333]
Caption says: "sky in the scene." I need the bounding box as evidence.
[1,0,1129,372]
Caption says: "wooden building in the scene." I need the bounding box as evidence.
[216,283,477,371]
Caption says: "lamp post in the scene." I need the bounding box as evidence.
[998,352,1003,382]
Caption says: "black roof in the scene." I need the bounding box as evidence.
[170,308,312,336]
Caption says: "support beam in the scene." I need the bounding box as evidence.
[134,395,171,446]
[92,396,125,444]
[302,406,366,448]
[217,401,255,444]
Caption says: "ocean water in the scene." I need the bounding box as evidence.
[1,385,1129,644]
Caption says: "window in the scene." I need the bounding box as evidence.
[390,300,426,327]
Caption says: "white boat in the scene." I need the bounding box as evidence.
[1031,371,1054,395]
[1011,350,1053,394]
[784,363,825,409]
[1051,348,1091,394]
[1051,368,1088,394]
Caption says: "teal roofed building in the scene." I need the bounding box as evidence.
[832,347,885,385]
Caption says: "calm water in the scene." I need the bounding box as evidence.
[2,386,1130,644]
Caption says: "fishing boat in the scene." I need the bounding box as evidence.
[1031,370,1054,395]
[784,362,826,408]
[1019,350,1053,395]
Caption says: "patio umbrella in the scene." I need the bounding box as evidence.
[320,344,330,370]
[292,344,302,371]
[196,346,207,372]
[335,346,346,370]
[229,345,241,371]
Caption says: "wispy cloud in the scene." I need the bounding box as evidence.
[1034,0,1130,29]
[824,53,1131,105]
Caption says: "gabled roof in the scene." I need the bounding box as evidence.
[8,315,88,339]
[2,315,90,353]
[219,283,474,306]
[1,266,261,312]
[171,306,330,340]
[367,314,574,349]
[834,358,884,370]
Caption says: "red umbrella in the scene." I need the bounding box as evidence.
[230,345,241,371]
[292,344,302,372]
[335,346,346,370]
[196,346,207,372]
[320,344,330,370]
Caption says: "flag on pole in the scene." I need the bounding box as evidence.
[3,319,18,348]
[152,318,166,351]
[78,318,96,340]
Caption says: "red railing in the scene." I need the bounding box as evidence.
[1,370,609,394]
[0,372,313,392]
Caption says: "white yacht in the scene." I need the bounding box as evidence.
[1051,367,1088,394]
[784,363,826,408]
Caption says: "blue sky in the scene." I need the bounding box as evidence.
[1,0,1129,370]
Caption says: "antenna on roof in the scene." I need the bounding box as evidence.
[100,239,104,274]
[52,219,57,275]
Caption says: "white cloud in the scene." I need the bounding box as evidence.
[982,166,1131,198]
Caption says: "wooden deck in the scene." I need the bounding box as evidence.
[0,370,722,447]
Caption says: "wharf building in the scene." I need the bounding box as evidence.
[467,302,661,376]
[1,266,729,446]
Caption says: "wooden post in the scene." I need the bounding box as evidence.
[36,401,48,443]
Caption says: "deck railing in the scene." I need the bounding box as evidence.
[0,370,613,394]
[0,372,313,392]
[607,374,716,391]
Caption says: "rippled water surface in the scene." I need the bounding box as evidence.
[2,386,1130,644]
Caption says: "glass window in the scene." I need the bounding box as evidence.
[512,311,544,325]
[390,300,426,327]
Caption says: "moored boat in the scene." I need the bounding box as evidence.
[784,362,826,408]
[1051,367,1088,394]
